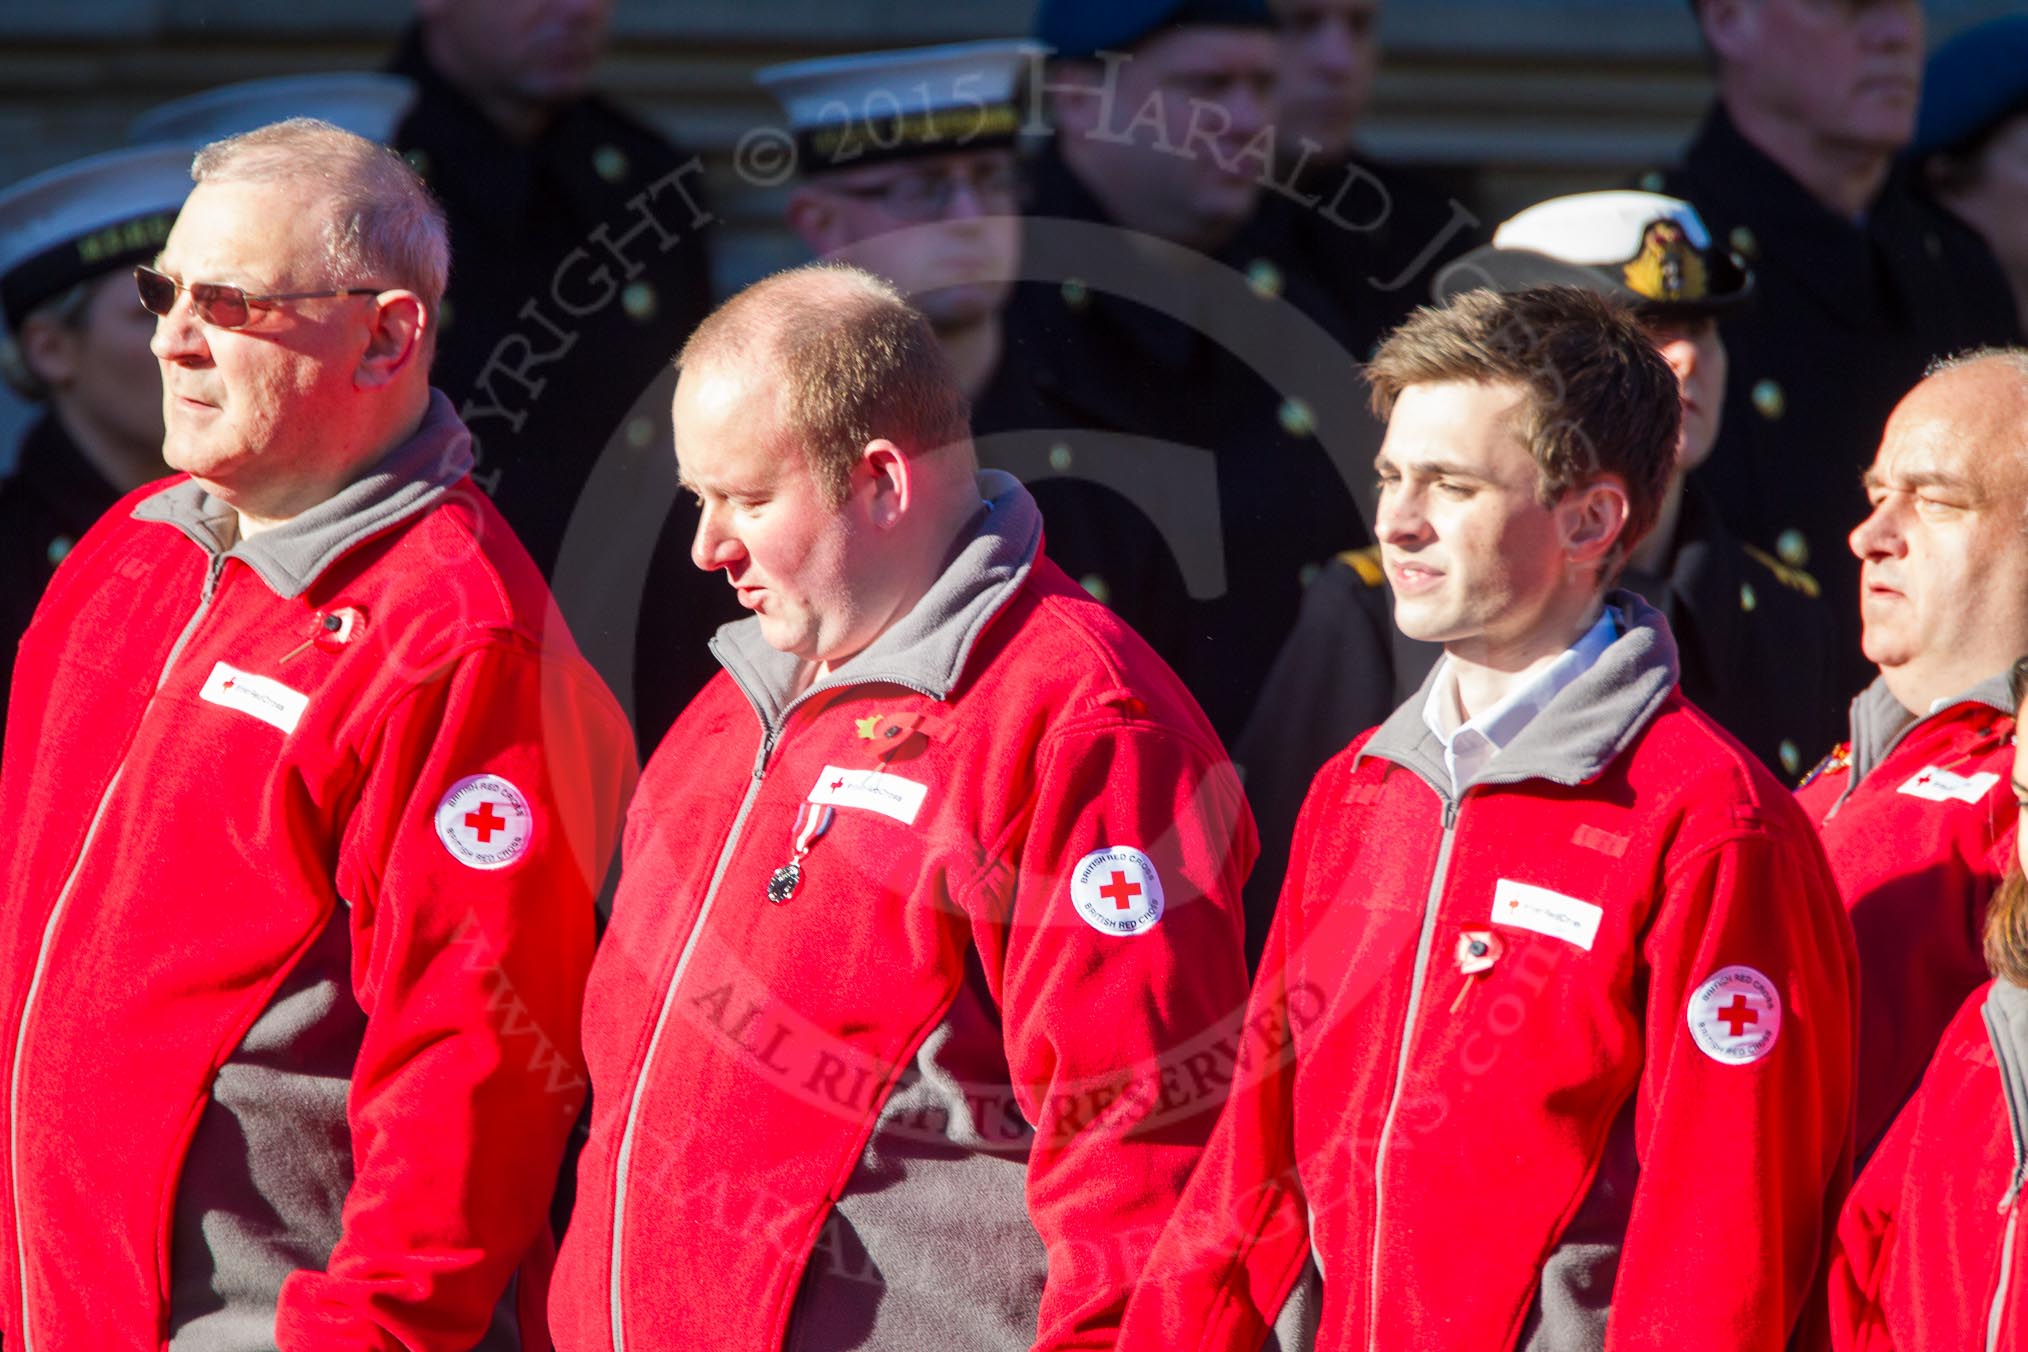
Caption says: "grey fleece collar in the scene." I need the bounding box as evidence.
[1845,671,2017,791]
[131,389,475,600]
[710,469,1041,732]
[1357,590,1681,802]
[1985,981,2028,1205]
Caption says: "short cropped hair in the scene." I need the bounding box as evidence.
[1366,286,1681,559]
[191,118,449,317]
[678,263,972,506]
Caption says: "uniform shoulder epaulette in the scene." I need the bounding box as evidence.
[1336,545,1385,588]
[1740,544,1821,600]
[1796,741,1851,791]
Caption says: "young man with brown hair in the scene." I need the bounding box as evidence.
[1119,285,1858,1351]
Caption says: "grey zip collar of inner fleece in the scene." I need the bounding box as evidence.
[131,388,475,600]
[1843,670,2017,794]
[1356,590,1681,798]
[710,469,1041,728]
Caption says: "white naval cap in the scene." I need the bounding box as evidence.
[1494,190,1714,263]
[0,142,197,331]
[756,39,1044,172]
[129,72,418,147]
[1435,189,1754,316]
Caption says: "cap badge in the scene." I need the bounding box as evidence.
[1622,219,1708,304]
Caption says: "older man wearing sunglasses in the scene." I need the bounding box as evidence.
[0,117,636,1350]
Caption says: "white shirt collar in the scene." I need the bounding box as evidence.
[1422,607,1620,795]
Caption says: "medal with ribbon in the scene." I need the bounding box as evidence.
[767,801,835,904]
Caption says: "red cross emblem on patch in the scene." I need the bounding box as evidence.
[1687,964,1783,1065]
[1098,870,1142,911]
[1069,846,1165,937]
[434,774,535,870]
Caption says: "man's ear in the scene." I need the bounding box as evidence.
[1559,475,1631,571]
[1045,61,1107,140]
[1698,0,1757,66]
[859,438,912,530]
[17,311,80,389]
[357,290,427,389]
[786,188,849,257]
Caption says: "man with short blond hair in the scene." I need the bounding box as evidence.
[0,117,635,1349]
[1797,348,2028,1160]
[1122,284,1857,1350]
[757,41,1196,676]
[551,262,1254,1349]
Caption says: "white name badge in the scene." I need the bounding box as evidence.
[1492,878,1604,951]
[807,765,928,826]
[1897,766,2000,805]
[198,662,308,734]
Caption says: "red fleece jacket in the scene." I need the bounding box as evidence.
[1832,982,2028,1350]
[1121,606,1857,1351]
[1796,688,2016,1154]
[0,458,634,1349]
[550,528,1255,1350]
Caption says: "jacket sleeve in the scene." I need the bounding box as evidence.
[1113,886,1318,1352]
[981,708,1256,1349]
[1827,1085,1916,1352]
[1607,805,1859,1351]
[273,638,638,1350]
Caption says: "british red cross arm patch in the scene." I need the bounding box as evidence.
[981,719,1255,1347]
[1616,816,1859,1346]
[302,639,636,1347]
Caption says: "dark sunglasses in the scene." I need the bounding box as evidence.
[135,264,383,330]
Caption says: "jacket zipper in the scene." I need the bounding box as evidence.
[1993,1076,2028,1351]
[1348,755,1586,1349]
[1366,792,1461,1351]
[1993,1204,2020,1352]
[606,723,776,1352]
[8,554,227,1350]
[603,664,941,1349]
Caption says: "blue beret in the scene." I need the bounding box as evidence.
[1910,15,2028,160]
[1033,0,1272,58]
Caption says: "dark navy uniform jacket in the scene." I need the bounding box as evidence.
[988,141,1390,742]
[1659,104,2021,699]
[389,26,736,755]
[1252,148,1482,363]
[0,416,122,745]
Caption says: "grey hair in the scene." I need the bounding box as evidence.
[0,280,95,400]
[191,117,449,317]
[1927,346,2028,384]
